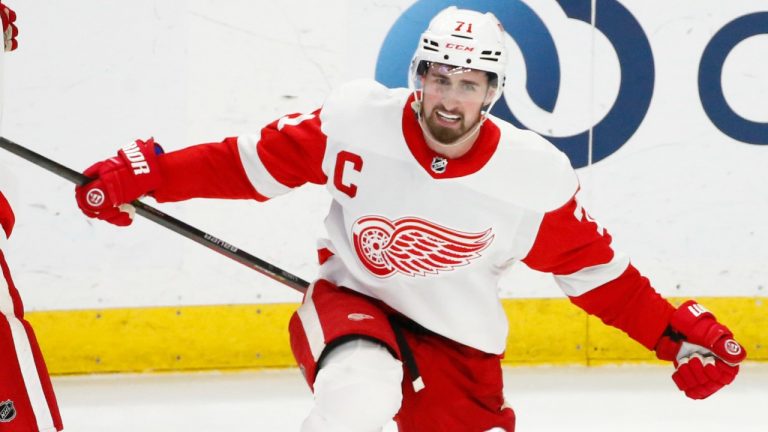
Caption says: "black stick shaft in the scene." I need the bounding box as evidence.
[0,136,309,293]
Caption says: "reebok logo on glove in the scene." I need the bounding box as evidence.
[122,141,152,175]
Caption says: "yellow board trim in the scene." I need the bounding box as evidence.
[25,297,766,375]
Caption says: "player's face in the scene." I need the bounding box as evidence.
[421,64,493,144]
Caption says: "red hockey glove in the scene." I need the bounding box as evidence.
[655,300,746,400]
[0,3,17,51]
[75,139,164,226]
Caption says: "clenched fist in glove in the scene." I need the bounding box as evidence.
[75,139,164,226]
[0,2,17,51]
[655,300,746,399]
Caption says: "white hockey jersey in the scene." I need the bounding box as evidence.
[154,79,672,354]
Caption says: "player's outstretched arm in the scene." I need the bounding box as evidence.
[75,108,329,226]
[523,196,745,399]
[566,267,746,399]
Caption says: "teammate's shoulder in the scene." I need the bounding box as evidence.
[478,117,578,212]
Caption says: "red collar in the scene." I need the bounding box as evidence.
[401,94,500,179]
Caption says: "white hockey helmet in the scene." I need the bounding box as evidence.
[409,7,508,109]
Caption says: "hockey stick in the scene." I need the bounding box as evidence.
[0,136,310,293]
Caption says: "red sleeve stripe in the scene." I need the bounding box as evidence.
[555,252,630,297]
[236,135,294,198]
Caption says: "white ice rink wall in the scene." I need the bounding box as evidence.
[0,0,766,373]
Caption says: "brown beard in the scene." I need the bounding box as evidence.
[424,109,469,144]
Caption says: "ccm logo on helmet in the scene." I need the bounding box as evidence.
[445,43,474,52]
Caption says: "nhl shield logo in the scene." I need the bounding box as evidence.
[0,400,16,423]
[430,157,447,174]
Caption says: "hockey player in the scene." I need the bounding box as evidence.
[74,7,745,432]
[0,3,64,431]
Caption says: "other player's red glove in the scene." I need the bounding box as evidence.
[0,3,17,51]
[655,300,746,399]
[75,139,164,226]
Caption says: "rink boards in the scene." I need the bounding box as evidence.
[27,297,766,375]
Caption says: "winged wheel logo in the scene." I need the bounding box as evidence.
[352,216,493,278]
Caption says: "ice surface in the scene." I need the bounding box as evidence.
[53,363,768,431]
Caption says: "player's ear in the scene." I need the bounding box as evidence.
[417,71,427,87]
[484,89,496,105]
[481,87,498,110]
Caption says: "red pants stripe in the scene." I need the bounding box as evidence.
[0,250,62,431]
